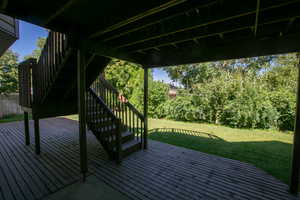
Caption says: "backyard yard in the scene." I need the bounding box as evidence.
[0,114,294,186]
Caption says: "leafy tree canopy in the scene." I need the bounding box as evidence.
[24,37,46,60]
[0,50,19,94]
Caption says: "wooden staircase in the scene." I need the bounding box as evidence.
[18,31,145,161]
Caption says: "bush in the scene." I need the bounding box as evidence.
[162,96,199,121]
[269,90,296,131]
[130,80,169,118]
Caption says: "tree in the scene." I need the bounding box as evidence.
[105,59,144,99]
[24,37,46,60]
[163,56,274,89]
[0,50,19,94]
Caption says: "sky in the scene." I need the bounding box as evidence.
[9,21,172,83]
[10,21,48,61]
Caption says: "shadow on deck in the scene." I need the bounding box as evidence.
[0,118,298,200]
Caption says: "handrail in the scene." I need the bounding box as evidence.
[18,58,36,108]
[33,31,68,103]
[87,88,122,161]
[98,75,144,120]
[90,75,145,146]
[88,88,118,121]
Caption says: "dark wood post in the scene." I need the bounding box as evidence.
[290,54,300,194]
[77,46,88,180]
[24,111,30,145]
[34,117,40,154]
[143,67,148,149]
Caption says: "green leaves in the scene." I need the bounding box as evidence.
[24,37,46,60]
[0,50,19,95]
[104,54,297,131]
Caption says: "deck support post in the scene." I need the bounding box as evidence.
[34,117,40,154]
[290,53,300,195]
[77,45,88,181]
[143,67,148,149]
[24,111,30,145]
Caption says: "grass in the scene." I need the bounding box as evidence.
[0,114,294,185]
[149,118,294,185]
[67,115,293,184]
[0,114,31,123]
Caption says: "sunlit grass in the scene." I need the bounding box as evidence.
[149,118,294,185]
[0,114,31,123]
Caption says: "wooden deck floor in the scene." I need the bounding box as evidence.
[0,118,298,200]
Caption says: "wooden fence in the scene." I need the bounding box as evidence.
[0,93,23,118]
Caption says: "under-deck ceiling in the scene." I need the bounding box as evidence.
[1,0,300,66]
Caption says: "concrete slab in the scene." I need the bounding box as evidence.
[44,175,131,200]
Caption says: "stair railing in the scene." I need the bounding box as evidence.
[90,75,145,146]
[33,31,68,103]
[87,88,122,162]
[18,58,36,108]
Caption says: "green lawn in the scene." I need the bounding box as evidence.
[149,118,293,185]
[0,114,31,123]
[1,114,294,185]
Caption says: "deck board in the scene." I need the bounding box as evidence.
[0,118,299,200]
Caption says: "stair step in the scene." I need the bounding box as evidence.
[122,139,140,150]
[109,130,135,144]
[88,118,115,126]
[94,124,116,132]
[88,117,112,124]
[114,140,141,158]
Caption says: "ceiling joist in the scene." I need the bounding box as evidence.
[89,0,187,39]
[128,16,300,53]
[43,0,77,26]
[101,0,218,42]
[111,0,300,50]
[254,0,261,36]
[0,0,7,9]
[137,32,300,67]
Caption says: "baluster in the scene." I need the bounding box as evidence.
[52,32,56,75]
[108,87,110,106]
[133,113,135,137]
[50,32,53,84]
[107,88,109,105]
[137,117,139,140]
[112,91,115,116]
[141,120,144,143]
[59,33,62,64]
[125,105,128,130]
[129,110,132,133]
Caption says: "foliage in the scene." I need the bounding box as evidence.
[0,50,19,94]
[161,54,297,131]
[0,114,31,123]
[105,59,144,98]
[105,59,169,118]
[104,53,298,131]
[24,37,46,60]
[130,80,169,118]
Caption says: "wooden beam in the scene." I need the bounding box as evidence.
[102,0,218,42]
[43,0,76,26]
[126,15,299,53]
[254,0,261,36]
[0,0,7,9]
[24,111,30,146]
[77,44,88,180]
[90,41,143,64]
[136,32,300,67]
[143,67,148,149]
[290,53,300,195]
[89,0,187,39]
[111,1,299,50]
